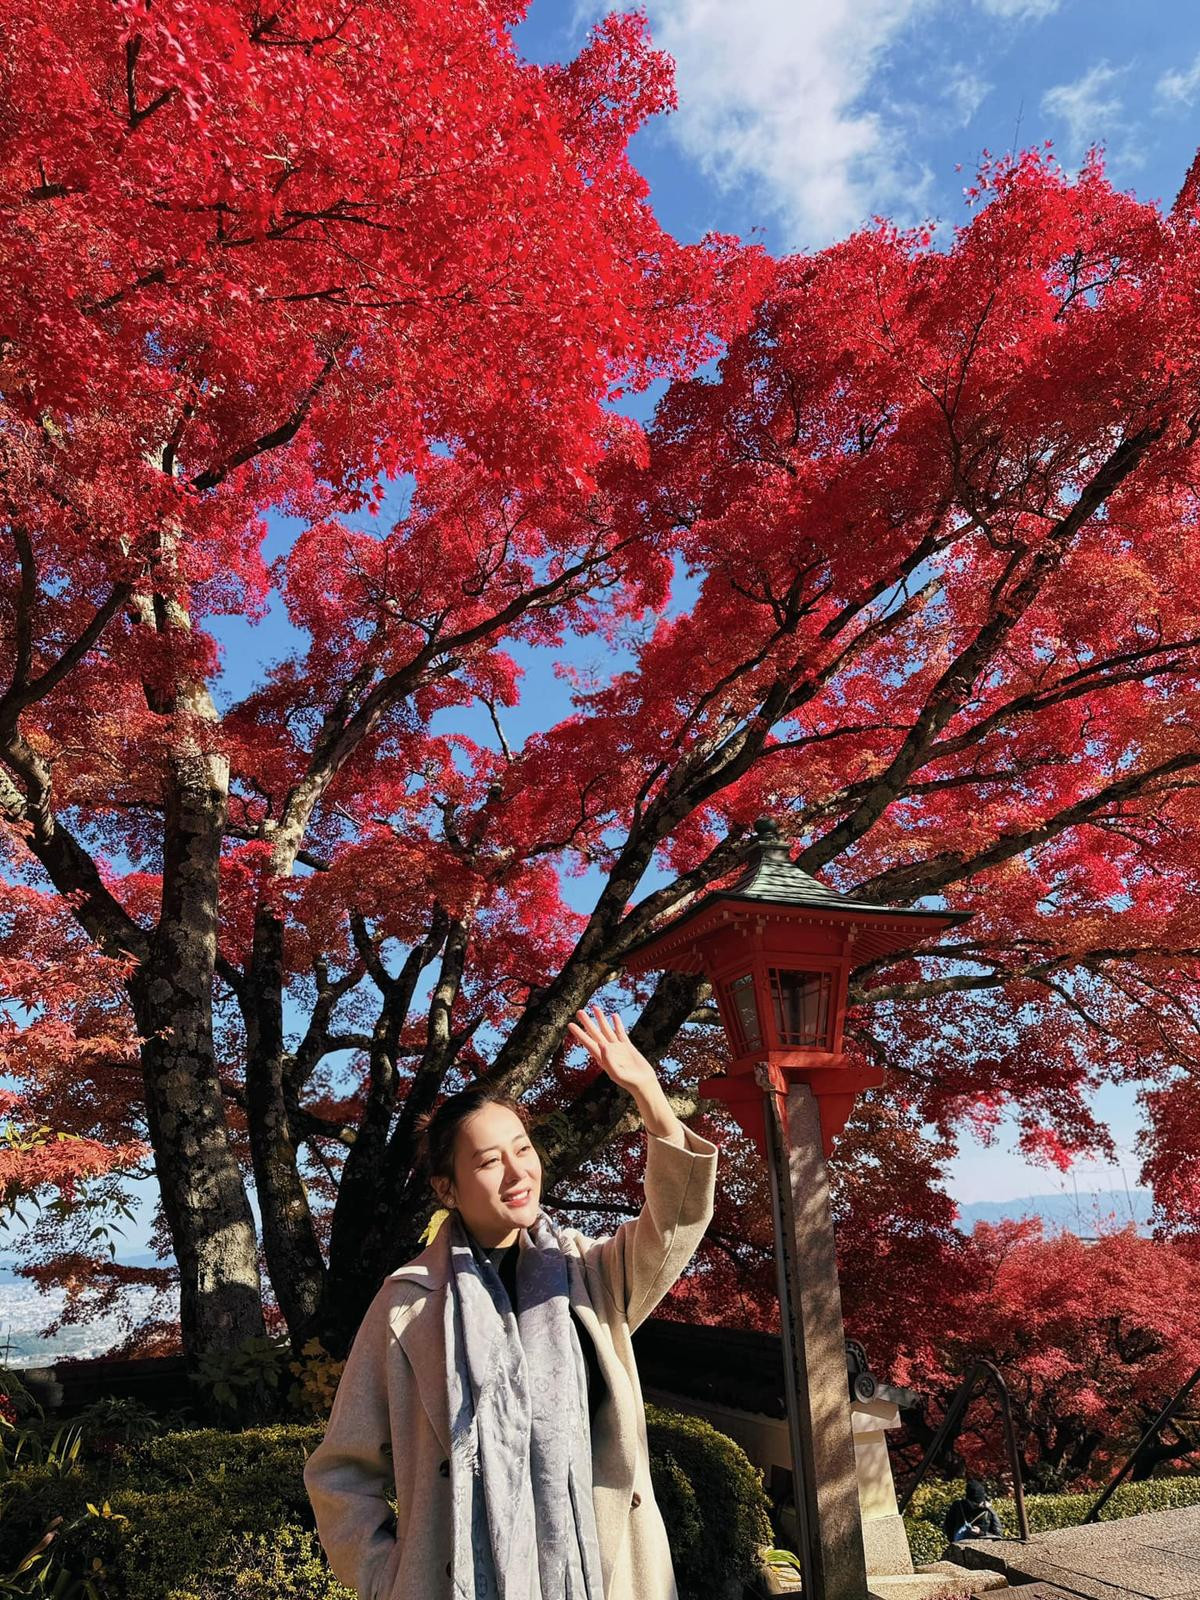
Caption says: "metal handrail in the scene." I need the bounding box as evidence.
[1085,1362,1200,1523]
[896,1357,1030,1543]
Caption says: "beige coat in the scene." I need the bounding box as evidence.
[303,1124,718,1600]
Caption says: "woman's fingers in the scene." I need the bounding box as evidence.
[591,1004,618,1042]
[566,1021,598,1059]
[569,1006,631,1065]
[572,1008,604,1042]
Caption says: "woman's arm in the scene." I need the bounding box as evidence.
[629,1067,686,1149]
[566,1007,718,1330]
[303,1285,401,1600]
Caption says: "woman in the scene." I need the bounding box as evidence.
[303,1005,719,1600]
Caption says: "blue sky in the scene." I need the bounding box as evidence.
[520,0,1200,254]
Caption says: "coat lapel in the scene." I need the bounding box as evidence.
[389,1217,639,1590]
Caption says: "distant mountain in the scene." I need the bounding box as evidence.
[956,1188,1154,1236]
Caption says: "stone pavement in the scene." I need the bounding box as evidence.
[946,1503,1200,1598]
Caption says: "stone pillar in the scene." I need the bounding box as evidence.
[763,1076,869,1600]
[852,1398,914,1576]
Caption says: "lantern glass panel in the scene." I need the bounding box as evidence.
[728,972,761,1050]
[769,968,832,1048]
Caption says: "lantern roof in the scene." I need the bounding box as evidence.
[726,819,883,912]
[622,818,970,974]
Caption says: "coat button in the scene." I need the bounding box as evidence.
[439,1458,450,1477]
[631,1491,642,1509]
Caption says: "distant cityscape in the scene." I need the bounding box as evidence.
[0,1189,1156,1369]
[0,1277,174,1368]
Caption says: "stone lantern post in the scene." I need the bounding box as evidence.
[622,819,968,1600]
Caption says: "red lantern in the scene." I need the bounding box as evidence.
[623,819,968,1157]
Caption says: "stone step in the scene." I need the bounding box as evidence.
[760,1556,1015,1598]
[918,1561,1012,1591]
[869,1568,1011,1600]
[991,1589,1093,1599]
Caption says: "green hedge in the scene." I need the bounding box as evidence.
[903,1473,1200,1567]
[645,1403,774,1600]
[0,1411,772,1600]
[163,1527,357,1600]
[0,1424,325,1600]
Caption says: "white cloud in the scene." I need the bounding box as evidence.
[945,65,992,126]
[567,0,1063,251]
[625,0,941,249]
[1157,52,1200,108]
[1041,61,1129,161]
[976,0,1059,19]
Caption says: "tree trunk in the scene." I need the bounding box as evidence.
[244,906,327,1343]
[316,1139,430,1358]
[129,736,265,1363]
[315,1004,455,1354]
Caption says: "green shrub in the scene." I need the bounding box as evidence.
[189,1337,295,1426]
[645,1403,774,1600]
[0,1410,771,1599]
[0,1425,324,1600]
[905,1517,948,1567]
[903,1471,1200,1565]
[165,1526,356,1600]
[0,1418,86,1480]
[75,1396,162,1451]
[122,1422,321,1506]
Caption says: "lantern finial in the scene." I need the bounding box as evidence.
[753,815,789,852]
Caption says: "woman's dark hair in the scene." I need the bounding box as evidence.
[413,1084,534,1190]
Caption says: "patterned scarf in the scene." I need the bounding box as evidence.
[444,1208,604,1600]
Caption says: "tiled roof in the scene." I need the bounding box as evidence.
[729,820,879,911]
[633,1318,789,1416]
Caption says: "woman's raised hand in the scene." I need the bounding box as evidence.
[566,1005,657,1096]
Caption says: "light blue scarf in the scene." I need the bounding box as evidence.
[444,1209,604,1600]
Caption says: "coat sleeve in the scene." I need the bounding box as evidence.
[578,1123,718,1334]
[303,1283,402,1600]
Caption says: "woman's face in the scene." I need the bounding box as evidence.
[434,1103,542,1248]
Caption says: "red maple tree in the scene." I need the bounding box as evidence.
[0,0,758,1356]
[869,1216,1200,1487]
[7,1,1200,1367]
